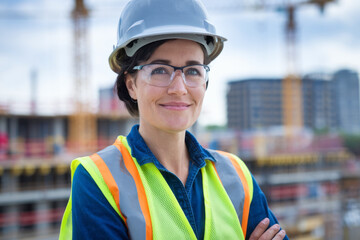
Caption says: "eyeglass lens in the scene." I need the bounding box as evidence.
[139,64,208,87]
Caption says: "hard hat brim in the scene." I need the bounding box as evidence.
[109,28,226,74]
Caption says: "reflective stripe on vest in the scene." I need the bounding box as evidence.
[60,136,253,239]
[209,150,253,237]
[59,155,126,240]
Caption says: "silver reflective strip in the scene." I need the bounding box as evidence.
[97,145,147,240]
[207,149,245,224]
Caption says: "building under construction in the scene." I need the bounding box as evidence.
[2,0,360,239]
[1,87,360,239]
[200,125,360,240]
[0,88,137,239]
[225,67,360,239]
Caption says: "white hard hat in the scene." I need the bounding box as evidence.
[109,0,227,73]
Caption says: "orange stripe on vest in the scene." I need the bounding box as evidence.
[90,153,127,225]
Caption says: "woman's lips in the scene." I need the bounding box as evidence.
[159,102,191,110]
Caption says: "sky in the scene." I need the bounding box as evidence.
[0,0,359,126]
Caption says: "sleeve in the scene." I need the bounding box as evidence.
[246,175,289,240]
[72,164,129,240]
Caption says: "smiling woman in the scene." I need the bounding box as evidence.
[59,0,289,239]
[125,40,207,134]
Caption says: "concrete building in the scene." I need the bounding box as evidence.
[0,86,136,239]
[227,69,360,133]
[227,79,283,130]
[302,73,336,131]
[332,69,360,133]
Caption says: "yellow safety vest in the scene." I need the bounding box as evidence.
[60,136,253,239]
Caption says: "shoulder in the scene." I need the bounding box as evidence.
[72,165,129,239]
[207,149,245,165]
[207,149,250,174]
[72,164,100,197]
[70,143,123,175]
[208,149,254,197]
[69,146,122,202]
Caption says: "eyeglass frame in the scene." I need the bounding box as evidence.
[132,63,210,87]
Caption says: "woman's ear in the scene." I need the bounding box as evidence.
[125,74,137,100]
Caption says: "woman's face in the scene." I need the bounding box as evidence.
[126,39,206,133]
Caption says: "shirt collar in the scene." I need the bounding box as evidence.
[126,125,216,169]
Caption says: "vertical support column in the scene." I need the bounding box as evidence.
[0,116,7,160]
[53,118,65,155]
[35,201,51,237]
[9,117,18,158]
[0,116,6,132]
[2,204,19,239]
[1,170,20,238]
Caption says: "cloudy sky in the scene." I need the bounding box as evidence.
[0,0,359,126]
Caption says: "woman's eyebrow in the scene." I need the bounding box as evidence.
[186,60,202,65]
[149,59,171,64]
[149,59,202,65]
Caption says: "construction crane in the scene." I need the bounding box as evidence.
[280,0,336,140]
[68,0,97,153]
[206,1,336,138]
[205,0,336,154]
[211,0,336,140]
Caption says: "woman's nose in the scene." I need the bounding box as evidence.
[168,71,188,95]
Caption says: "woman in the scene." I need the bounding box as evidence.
[60,0,288,239]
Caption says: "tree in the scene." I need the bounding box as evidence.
[342,134,360,156]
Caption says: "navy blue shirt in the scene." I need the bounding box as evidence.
[72,125,288,239]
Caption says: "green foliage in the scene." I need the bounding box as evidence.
[205,125,227,131]
[341,134,360,156]
[313,127,329,135]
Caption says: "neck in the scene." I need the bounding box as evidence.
[139,124,190,185]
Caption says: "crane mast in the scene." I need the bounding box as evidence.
[282,4,303,139]
[68,0,97,153]
[282,0,336,141]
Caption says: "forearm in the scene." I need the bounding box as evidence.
[246,175,289,240]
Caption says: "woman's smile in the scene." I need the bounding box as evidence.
[159,101,192,111]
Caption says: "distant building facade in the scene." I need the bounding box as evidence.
[227,79,283,130]
[227,69,360,133]
[332,69,360,133]
[302,73,336,130]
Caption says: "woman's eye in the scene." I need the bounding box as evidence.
[151,67,168,75]
[186,68,201,76]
